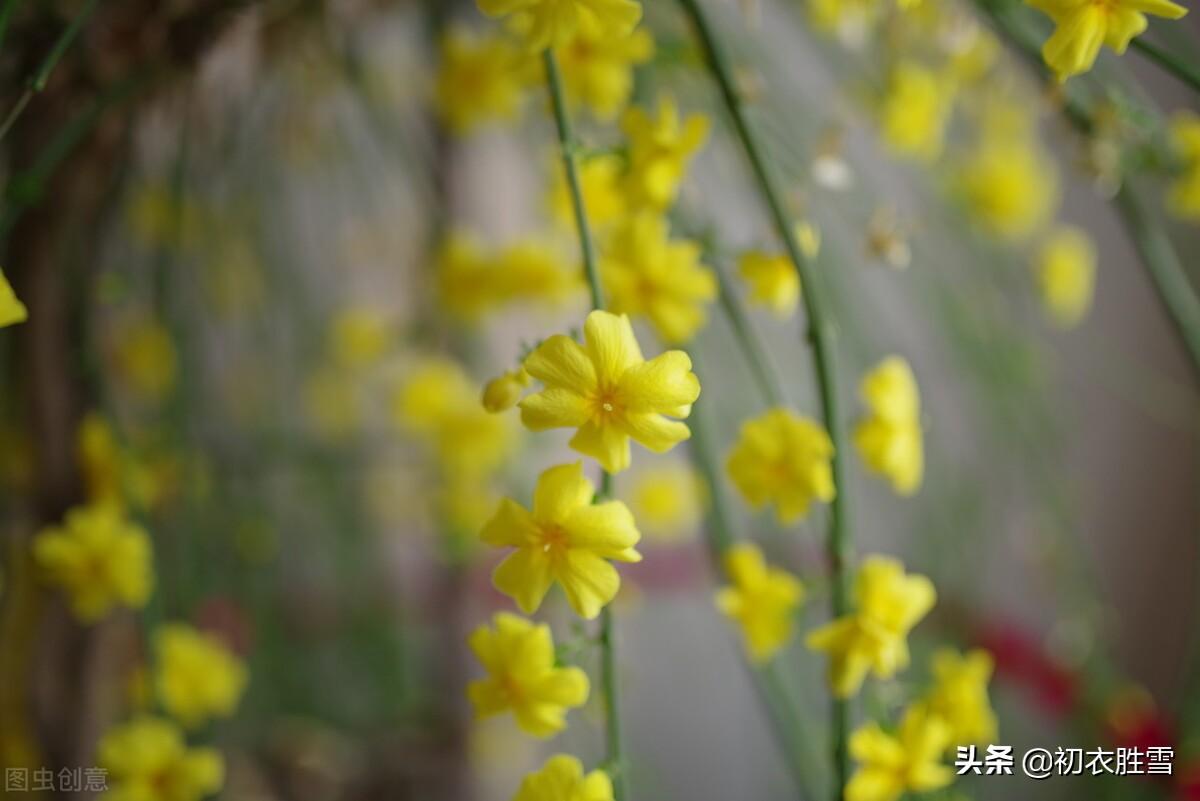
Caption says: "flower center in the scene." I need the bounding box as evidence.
[592,385,623,420]
[538,524,570,558]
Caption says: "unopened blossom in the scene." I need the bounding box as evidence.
[33,502,153,622]
[468,612,590,736]
[621,97,710,211]
[155,624,248,729]
[879,61,954,162]
[845,706,953,801]
[1027,0,1186,81]
[1167,111,1200,221]
[920,648,998,747]
[477,0,642,51]
[727,408,835,524]
[807,555,936,697]
[436,28,530,135]
[558,16,654,120]
[482,367,532,413]
[601,214,717,344]
[716,543,806,663]
[98,717,224,801]
[512,755,614,801]
[519,310,700,473]
[853,356,924,495]
[482,461,642,618]
[0,269,26,327]
[1035,226,1096,328]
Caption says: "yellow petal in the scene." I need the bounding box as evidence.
[555,550,620,619]
[525,334,598,393]
[583,310,643,385]
[520,387,592,430]
[617,412,691,453]
[569,420,631,473]
[481,498,539,547]
[618,350,701,414]
[493,549,555,614]
[532,462,595,523]
[563,500,641,558]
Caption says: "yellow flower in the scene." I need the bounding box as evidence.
[601,214,717,344]
[328,307,390,369]
[715,543,806,663]
[512,754,614,801]
[558,17,653,120]
[78,413,124,508]
[395,359,517,480]
[98,717,223,801]
[113,319,178,402]
[1035,225,1096,328]
[920,648,998,747]
[482,462,641,618]
[726,408,835,524]
[483,368,532,413]
[33,502,153,623]
[1027,0,1186,80]
[0,268,27,327]
[550,154,629,230]
[845,706,953,801]
[155,624,248,730]
[807,555,936,697]
[467,612,590,736]
[478,0,643,51]
[436,27,530,135]
[622,461,705,542]
[1167,111,1200,221]
[954,133,1058,241]
[519,310,700,473]
[738,251,799,318]
[853,356,924,496]
[621,97,710,211]
[879,61,953,162]
[437,233,581,321]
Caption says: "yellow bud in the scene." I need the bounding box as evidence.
[481,368,530,413]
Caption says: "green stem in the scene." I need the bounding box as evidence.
[675,0,852,794]
[714,260,788,407]
[544,47,627,799]
[0,0,101,143]
[1131,37,1200,97]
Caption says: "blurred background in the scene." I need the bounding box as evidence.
[1,0,1199,799]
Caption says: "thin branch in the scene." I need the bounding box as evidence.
[674,1,853,795]
[1131,37,1200,97]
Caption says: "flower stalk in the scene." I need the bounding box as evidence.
[543,47,628,800]
[674,0,853,794]
[1131,37,1200,97]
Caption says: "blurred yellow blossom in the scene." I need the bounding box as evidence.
[1035,226,1096,328]
[716,543,806,663]
[879,61,953,162]
[512,754,614,801]
[1167,111,1200,221]
[98,717,223,801]
[436,28,529,135]
[126,183,206,251]
[303,366,360,440]
[395,358,517,479]
[519,310,700,473]
[601,214,717,344]
[155,624,248,730]
[621,97,710,211]
[478,0,643,51]
[845,706,953,801]
[33,503,153,623]
[920,648,998,747]
[954,132,1058,241]
[807,555,936,697]
[438,233,497,320]
[497,240,584,307]
[558,17,653,120]
[1027,0,1186,81]
[0,269,27,327]
[737,222,818,318]
[483,367,532,413]
[113,319,178,403]
[622,461,705,542]
[467,612,590,736]
[77,413,124,508]
[550,154,629,230]
[727,408,835,524]
[808,0,881,43]
[329,307,391,370]
[853,356,924,496]
[438,233,581,321]
[482,462,641,619]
